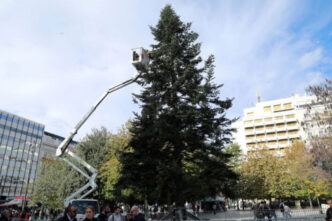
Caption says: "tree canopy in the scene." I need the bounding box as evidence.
[115,5,237,207]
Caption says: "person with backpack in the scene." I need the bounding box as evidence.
[108,207,123,221]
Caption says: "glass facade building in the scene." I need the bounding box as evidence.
[0,109,44,201]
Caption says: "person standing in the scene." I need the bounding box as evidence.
[326,198,332,221]
[108,207,123,221]
[269,202,277,221]
[212,204,217,215]
[279,202,285,220]
[57,205,77,221]
[126,206,145,221]
[105,207,112,218]
[19,209,29,221]
[283,204,291,220]
[83,206,98,221]
[98,207,108,221]
[0,209,11,221]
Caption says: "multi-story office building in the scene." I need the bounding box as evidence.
[0,109,78,202]
[232,94,315,155]
[0,110,44,201]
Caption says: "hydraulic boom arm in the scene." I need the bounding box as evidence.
[55,47,150,205]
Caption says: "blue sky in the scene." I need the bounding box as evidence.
[0,0,331,139]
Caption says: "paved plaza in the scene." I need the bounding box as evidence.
[155,209,326,221]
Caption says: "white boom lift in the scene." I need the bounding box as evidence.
[55,48,150,206]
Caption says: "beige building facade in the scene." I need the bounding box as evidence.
[233,94,315,155]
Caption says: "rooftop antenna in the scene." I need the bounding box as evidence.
[257,92,261,103]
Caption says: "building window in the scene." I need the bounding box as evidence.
[246,112,254,117]
[264,106,271,112]
[287,122,296,127]
[277,131,286,137]
[256,126,264,131]
[257,134,265,139]
[286,114,295,119]
[245,127,254,133]
[276,123,285,129]
[244,120,253,126]
[265,117,272,122]
[279,139,288,145]
[258,142,266,147]
[266,133,275,138]
[266,125,274,130]
[275,116,283,121]
[283,103,292,109]
[246,135,254,140]
[255,119,262,124]
[288,130,298,135]
[268,141,277,146]
[274,104,281,111]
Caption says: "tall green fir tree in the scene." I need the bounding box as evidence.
[116,5,237,207]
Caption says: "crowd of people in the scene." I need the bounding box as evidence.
[0,198,331,221]
[0,205,146,221]
[0,207,63,221]
[58,205,145,221]
[253,201,291,221]
[253,199,332,221]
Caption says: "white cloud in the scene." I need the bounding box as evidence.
[298,48,323,69]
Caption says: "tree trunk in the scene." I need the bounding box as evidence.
[316,197,321,209]
[308,194,313,209]
[144,199,149,219]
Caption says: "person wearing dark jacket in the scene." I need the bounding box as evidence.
[0,209,10,221]
[83,206,99,221]
[326,198,332,221]
[57,205,78,221]
[98,207,108,221]
[126,206,145,221]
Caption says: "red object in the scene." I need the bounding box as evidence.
[14,196,30,200]
[41,157,55,163]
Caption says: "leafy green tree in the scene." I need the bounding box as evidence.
[235,142,332,201]
[116,5,237,207]
[283,141,332,206]
[224,143,242,169]
[31,156,80,209]
[100,122,132,201]
[237,147,289,199]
